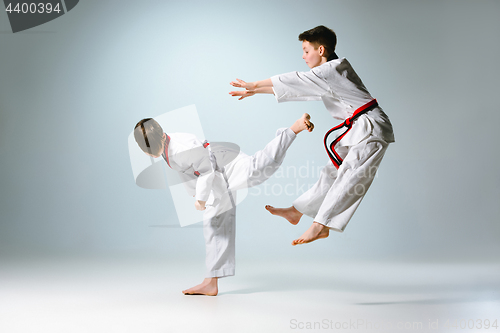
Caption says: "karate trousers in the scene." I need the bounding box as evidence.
[293,135,389,232]
[203,127,296,278]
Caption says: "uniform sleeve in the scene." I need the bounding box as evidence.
[190,144,216,202]
[177,171,196,197]
[270,66,329,103]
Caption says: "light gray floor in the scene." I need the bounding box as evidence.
[1,255,499,333]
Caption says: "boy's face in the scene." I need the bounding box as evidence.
[302,41,325,68]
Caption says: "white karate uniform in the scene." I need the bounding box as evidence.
[165,128,297,278]
[271,58,395,232]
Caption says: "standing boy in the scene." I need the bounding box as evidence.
[230,25,395,245]
[134,114,313,295]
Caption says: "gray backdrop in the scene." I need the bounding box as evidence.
[1,0,499,263]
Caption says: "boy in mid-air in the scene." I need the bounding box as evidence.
[230,25,395,246]
[134,113,313,295]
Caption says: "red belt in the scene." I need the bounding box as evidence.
[324,99,378,169]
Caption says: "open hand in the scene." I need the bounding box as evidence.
[229,79,257,100]
[230,78,253,89]
[229,89,256,100]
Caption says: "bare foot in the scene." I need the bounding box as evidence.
[292,222,329,245]
[290,113,314,134]
[265,205,303,225]
[182,277,218,296]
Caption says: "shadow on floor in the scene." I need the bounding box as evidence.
[221,273,500,305]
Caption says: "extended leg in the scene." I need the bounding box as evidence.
[227,113,313,190]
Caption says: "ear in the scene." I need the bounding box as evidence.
[161,132,167,147]
[318,45,325,56]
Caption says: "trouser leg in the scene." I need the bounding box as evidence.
[292,162,338,218]
[292,146,348,217]
[314,138,389,232]
[227,127,297,190]
[203,190,237,278]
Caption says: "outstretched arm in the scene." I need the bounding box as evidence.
[230,78,273,90]
[270,69,329,102]
[229,78,274,100]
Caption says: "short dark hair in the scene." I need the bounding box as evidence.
[134,118,165,156]
[298,26,338,61]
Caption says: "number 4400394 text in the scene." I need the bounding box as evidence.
[5,3,62,14]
